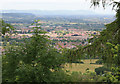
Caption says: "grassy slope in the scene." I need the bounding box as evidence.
[63,59,103,73]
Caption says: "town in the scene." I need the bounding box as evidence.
[1,14,114,50]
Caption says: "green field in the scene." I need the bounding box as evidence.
[63,59,103,73]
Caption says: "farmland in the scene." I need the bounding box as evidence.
[63,59,103,73]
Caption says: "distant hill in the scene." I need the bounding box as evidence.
[1,13,36,23]
[2,10,101,15]
[1,11,114,26]
[2,13,35,18]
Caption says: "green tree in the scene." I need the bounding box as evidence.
[81,0,120,82]
[2,20,65,82]
[89,0,120,66]
[0,20,14,35]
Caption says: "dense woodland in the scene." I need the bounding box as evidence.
[0,0,120,83]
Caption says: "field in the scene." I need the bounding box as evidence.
[63,59,103,73]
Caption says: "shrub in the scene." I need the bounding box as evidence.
[95,59,104,64]
[72,61,84,64]
[95,67,110,75]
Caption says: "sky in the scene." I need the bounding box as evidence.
[1,0,120,15]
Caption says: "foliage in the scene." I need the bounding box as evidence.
[62,47,83,63]
[97,67,120,83]
[95,59,103,64]
[0,20,14,35]
[95,67,110,75]
[2,20,65,82]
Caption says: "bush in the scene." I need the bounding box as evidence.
[72,61,84,64]
[95,67,110,75]
[95,59,104,64]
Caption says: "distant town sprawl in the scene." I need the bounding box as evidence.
[1,14,114,49]
[3,23,100,49]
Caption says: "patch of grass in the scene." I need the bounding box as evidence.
[63,59,103,73]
